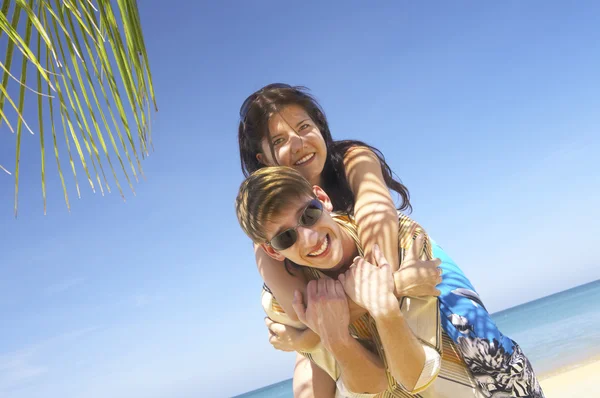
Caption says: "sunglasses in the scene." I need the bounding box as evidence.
[266,199,324,251]
[239,83,293,122]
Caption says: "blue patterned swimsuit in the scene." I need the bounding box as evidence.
[432,241,544,397]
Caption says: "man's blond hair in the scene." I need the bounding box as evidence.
[235,166,315,243]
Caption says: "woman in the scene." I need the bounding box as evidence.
[237,84,544,397]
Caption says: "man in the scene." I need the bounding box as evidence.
[235,166,543,398]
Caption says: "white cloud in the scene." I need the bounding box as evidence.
[132,293,163,308]
[43,277,86,296]
[0,327,99,396]
[0,348,48,393]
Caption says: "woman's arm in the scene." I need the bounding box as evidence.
[344,146,401,272]
[255,245,308,322]
[393,233,442,298]
[258,247,369,351]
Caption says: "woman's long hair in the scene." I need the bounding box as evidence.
[238,84,411,215]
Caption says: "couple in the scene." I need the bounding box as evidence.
[235,166,542,398]
[235,84,544,397]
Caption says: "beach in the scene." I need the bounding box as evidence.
[539,359,598,398]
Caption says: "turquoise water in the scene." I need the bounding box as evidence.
[235,280,600,398]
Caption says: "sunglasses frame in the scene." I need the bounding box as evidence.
[265,198,324,251]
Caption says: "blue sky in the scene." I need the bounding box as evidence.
[1,1,600,397]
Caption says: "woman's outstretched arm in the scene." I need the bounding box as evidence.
[344,146,401,272]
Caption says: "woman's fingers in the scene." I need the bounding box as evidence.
[269,322,286,336]
[405,233,425,262]
[265,317,274,328]
[372,244,390,268]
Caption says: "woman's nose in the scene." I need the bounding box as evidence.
[290,133,303,154]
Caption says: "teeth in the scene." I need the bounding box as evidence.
[295,153,315,165]
[308,236,328,256]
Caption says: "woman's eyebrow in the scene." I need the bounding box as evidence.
[295,119,309,128]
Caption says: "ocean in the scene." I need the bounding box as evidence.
[234,280,600,398]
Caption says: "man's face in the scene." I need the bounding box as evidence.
[261,192,346,271]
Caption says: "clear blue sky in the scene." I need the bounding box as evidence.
[1,1,599,397]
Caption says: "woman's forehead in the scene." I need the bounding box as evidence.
[269,105,310,128]
[279,104,309,119]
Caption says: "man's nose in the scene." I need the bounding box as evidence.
[297,226,318,250]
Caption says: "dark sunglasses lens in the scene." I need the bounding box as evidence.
[300,201,322,226]
[271,229,298,251]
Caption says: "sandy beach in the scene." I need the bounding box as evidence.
[539,359,597,398]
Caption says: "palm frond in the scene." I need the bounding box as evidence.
[1,0,156,216]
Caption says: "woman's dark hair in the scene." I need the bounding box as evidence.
[238,83,412,216]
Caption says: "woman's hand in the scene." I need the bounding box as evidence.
[394,233,442,298]
[265,317,321,352]
[338,244,398,318]
[265,317,304,352]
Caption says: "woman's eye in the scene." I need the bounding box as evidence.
[272,138,285,146]
[299,123,310,130]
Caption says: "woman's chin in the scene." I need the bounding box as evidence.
[294,163,322,185]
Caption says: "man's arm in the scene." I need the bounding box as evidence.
[371,300,428,392]
[339,245,441,393]
[292,279,388,394]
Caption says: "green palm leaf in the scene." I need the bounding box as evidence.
[1,0,156,216]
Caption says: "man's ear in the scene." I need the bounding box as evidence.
[312,186,333,212]
[260,243,286,261]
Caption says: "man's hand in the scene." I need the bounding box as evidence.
[338,244,398,318]
[291,278,352,352]
[394,233,442,298]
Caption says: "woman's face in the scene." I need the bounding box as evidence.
[258,105,327,185]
